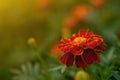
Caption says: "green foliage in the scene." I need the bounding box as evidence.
[11,62,44,80]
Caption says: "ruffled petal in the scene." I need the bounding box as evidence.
[75,55,87,69]
[66,53,74,67]
[94,52,101,63]
[60,53,74,67]
[61,38,70,43]
[79,30,88,37]
[82,49,95,64]
[60,53,68,64]
[59,44,71,53]
[85,32,93,39]
[71,34,79,41]
[95,45,105,52]
[87,38,103,48]
[74,49,83,56]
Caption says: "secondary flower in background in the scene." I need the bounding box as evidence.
[63,16,78,29]
[50,43,61,57]
[74,70,91,80]
[61,4,91,37]
[90,0,105,9]
[72,5,90,21]
[59,30,106,69]
[35,0,51,10]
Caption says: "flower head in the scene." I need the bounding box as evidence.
[50,43,61,57]
[59,30,106,69]
[91,0,105,9]
[63,16,78,29]
[35,0,51,10]
[72,5,90,21]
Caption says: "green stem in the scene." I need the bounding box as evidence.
[32,47,51,80]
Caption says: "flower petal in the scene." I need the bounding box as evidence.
[95,45,105,52]
[60,53,68,64]
[74,49,83,56]
[87,38,103,48]
[94,52,101,63]
[71,34,79,41]
[75,55,87,69]
[60,53,74,67]
[61,38,70,43]
[85,32,93,39]
[79,30,88,37]
[59,44,71,53]
[66,53,74,67]
[82,49,95,64]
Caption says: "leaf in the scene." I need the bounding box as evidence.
[12,62,42,80]
[107,46,115,62]
[49,65,62,71]
[11,69,22,74]
[60,65,66,73]
[112,72,120,80]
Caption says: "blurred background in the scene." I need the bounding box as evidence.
[0,0,120,80]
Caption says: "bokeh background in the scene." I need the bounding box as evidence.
[0,0,120,80]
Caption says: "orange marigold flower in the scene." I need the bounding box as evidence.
[50,43,61,57]
[72,5,90,21]
[59,30,106,69]
[35,0,51,10]
[91,0,105,9]
[63,16,78,29]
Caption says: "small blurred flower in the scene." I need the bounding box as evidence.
[74,70,90,80]
[72,5,90,21]
[63,16,78,29]
[90,0,105,9]
[28,37,37,47]
[50,43,61,57]
[59,30,106,69]
[35,0,51,10]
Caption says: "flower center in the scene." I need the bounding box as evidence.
[73,37,87,46]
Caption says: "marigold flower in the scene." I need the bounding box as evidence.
[91,0,105,9]
[72,5,90,21]
[59,30,106,69]
[63,16,78,29]
[50,43,61,57]
[35,0,51,10]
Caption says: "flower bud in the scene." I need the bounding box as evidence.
[74,70,91,80]
[28,37,37,47]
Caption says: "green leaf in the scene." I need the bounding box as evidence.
[107,46,115,62]
[112,72,120,80]
[49,65,62,71]
[60,65,66,73]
